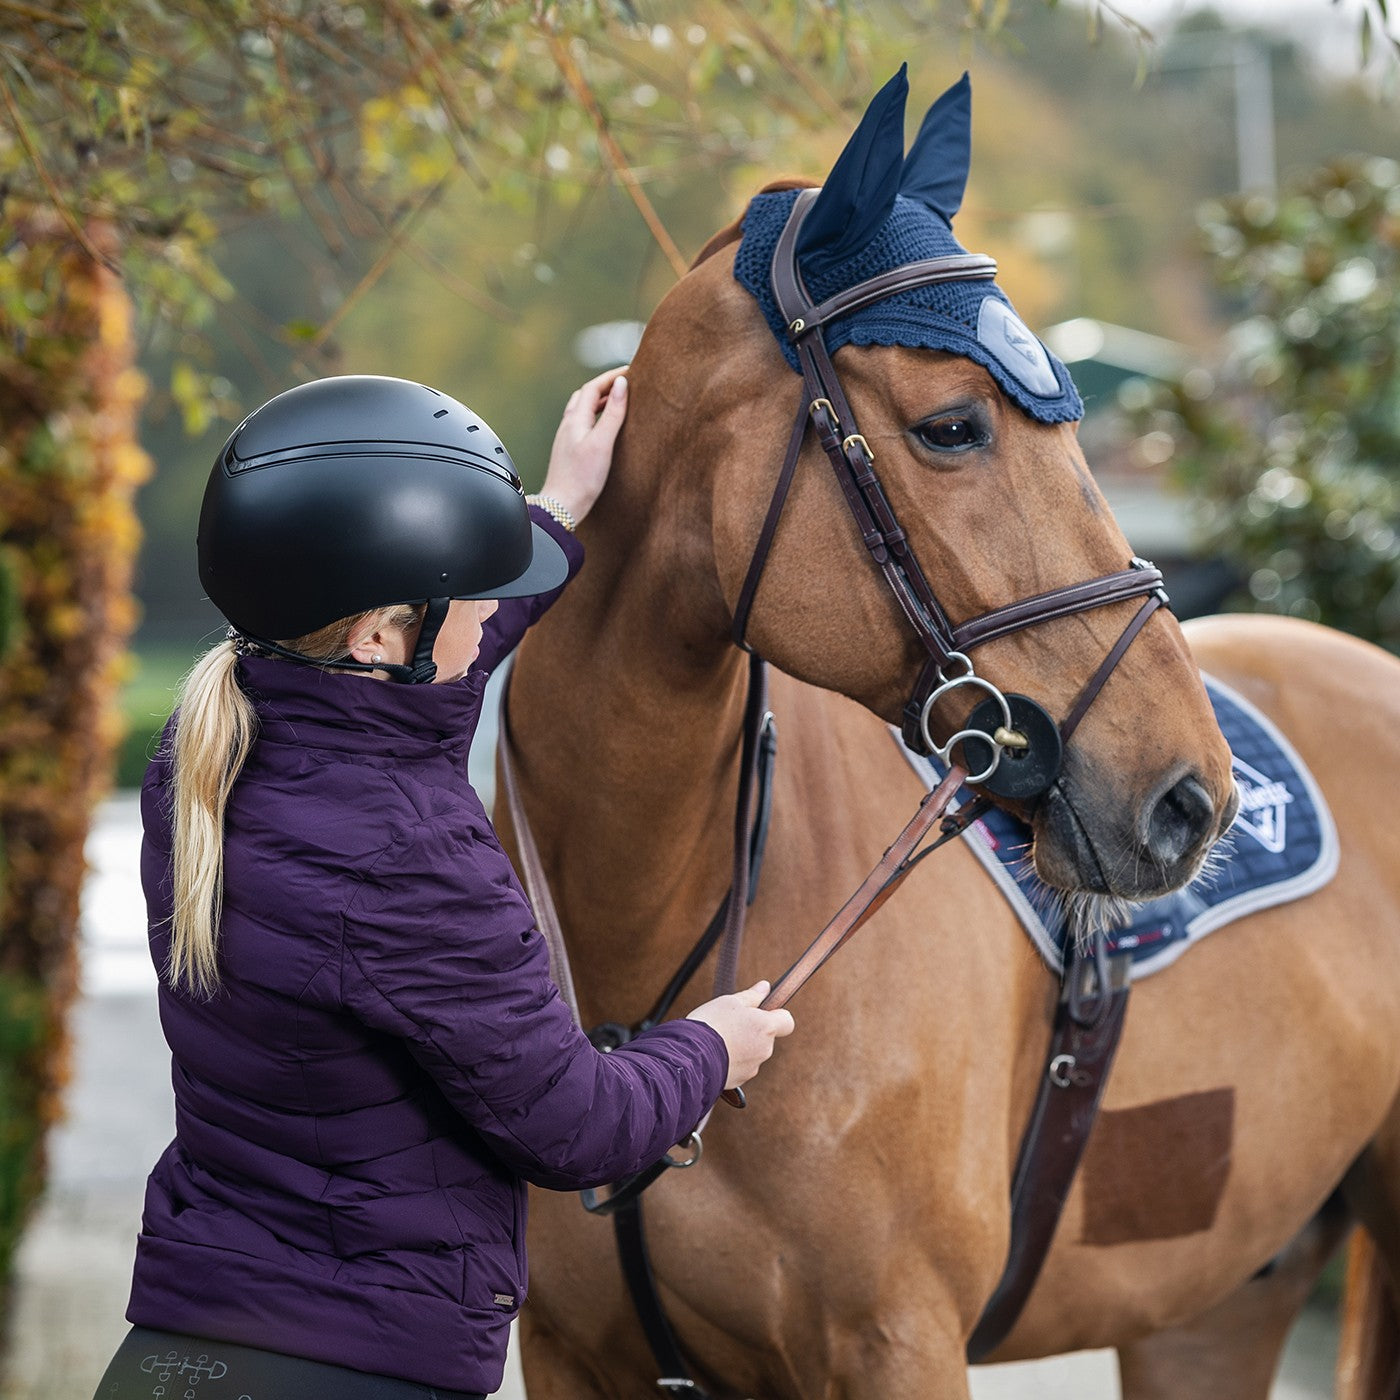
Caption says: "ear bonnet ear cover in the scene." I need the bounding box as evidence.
[733,70,1083,425]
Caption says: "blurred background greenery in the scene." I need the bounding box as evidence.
[108,2,1400,785]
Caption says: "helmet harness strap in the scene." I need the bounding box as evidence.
[230,594,452,685]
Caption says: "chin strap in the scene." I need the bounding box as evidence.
[230,595,451,685]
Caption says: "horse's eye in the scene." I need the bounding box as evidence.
[916,417,984,452]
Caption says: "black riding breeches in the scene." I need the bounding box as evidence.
[94,1327,489,1400]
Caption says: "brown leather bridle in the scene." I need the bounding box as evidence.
[733,188,1169,795]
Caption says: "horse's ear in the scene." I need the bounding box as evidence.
[900,72,971,225]
[797,65,908,277]
[689,179,816,269]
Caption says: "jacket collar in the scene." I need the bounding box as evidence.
[237,655,488,757]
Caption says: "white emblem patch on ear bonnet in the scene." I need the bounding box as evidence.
[977,300,1061,398]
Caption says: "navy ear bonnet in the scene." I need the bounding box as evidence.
[732,70,1083,425]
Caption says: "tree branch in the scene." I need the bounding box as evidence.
[721,0,848,122]
[0,73,118,272]
[0,0,84,31]
[310,175,452,348]
[541,24,689,280]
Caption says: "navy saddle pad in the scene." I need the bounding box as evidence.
[896,674,1338,979]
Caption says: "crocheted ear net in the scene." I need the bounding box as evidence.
[733,184,1083,425]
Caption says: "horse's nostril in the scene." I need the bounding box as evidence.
[1145,775,1215,870]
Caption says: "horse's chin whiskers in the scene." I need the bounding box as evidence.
[1061,825,1230,950]
[1065,890,1135,951]
[1193,828,1235,890]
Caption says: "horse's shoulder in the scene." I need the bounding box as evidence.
[1185,613,1400,734]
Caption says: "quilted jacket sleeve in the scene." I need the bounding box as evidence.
[474,507,584,675]
[339,817,727,1191]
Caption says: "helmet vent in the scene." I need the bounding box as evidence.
[433,409,449,419]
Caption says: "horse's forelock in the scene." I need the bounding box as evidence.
[688,178,816,270]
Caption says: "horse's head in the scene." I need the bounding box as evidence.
[626,68,1236,901]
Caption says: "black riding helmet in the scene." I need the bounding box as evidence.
[198,375,569,684]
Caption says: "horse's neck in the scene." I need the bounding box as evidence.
[507,502,747,1018]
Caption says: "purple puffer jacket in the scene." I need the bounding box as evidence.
[126,510,728,1394]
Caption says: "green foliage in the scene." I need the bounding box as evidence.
[0,972,47,1312]
[0,549,20,663]
[1132,156,1400,647]
[0,0,1207,412]
[0,0,882,368]
[116,645,191,788]
[0,218,149,1335]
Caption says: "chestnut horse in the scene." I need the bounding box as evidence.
[498,136,1400,1400]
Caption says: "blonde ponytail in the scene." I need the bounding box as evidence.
[166,603,425,997]
[168,641,257,998]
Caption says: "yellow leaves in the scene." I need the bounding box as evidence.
[360,85,456,184]
[0,219,148,868]
[170,360,213,437]
[97,279,132,349]
[116,86,138,146]
[112,367,149,409]
[110,440,153,490]
[44,603,85,642]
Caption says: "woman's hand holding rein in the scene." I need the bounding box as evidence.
[687,981,796,1091]
[538,366,629,527]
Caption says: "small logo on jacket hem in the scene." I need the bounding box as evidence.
[494,1293,516,1309]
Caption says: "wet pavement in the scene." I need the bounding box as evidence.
[0,787,1340,1399]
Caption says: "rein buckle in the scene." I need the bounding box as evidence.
[662,1132,704,1170]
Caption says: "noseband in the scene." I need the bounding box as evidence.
[733,188,1168,799]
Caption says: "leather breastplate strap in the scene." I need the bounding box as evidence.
[965,944,1134,1362]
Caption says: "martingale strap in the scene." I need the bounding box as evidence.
[965,945,1134,1363]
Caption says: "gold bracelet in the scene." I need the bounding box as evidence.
[526,493,577,532]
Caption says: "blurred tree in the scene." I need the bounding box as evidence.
[0,214,149,1325]
[1131,155,1400,648]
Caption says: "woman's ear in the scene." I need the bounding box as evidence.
[346,614,404,667]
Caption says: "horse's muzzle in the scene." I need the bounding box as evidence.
[1037,769,1230,899]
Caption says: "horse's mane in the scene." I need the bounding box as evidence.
[688,178,815,269]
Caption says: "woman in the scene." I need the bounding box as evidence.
[95,371,794,1399]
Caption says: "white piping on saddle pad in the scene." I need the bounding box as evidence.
[892,672,1339,980]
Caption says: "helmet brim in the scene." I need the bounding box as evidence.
[469,520,571,600]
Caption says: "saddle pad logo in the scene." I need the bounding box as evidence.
[1231,755,1292,854]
